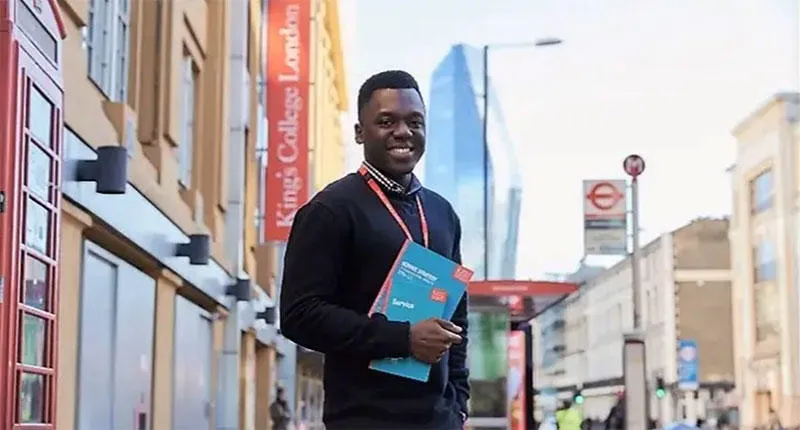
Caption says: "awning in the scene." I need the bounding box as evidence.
[468,280,579,322]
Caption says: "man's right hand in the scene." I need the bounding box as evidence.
[409,318,463,364]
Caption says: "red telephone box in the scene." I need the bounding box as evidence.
[0,0,65,428]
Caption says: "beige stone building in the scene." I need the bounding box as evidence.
[56,0,277,429]
[0,0,347,428]
[729,92,800,427]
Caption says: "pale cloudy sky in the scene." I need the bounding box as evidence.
[337,0,800,278]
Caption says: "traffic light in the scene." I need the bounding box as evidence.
[573,390,584,405]
[655,377,666,399]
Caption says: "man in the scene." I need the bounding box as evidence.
[556,400,582,430]
[269,386,291,430]
[767,408,783,430]
[280,70,469,429]
[604,395,625,429]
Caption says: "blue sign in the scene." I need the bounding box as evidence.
[677,339,699,390]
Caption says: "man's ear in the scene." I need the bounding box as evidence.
[354,122,363,145]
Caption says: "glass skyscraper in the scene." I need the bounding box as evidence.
[424,44,525,421]
[425,43,522,281]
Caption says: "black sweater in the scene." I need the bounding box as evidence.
[279,172,470,429]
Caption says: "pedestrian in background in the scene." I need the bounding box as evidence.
[270,387,291,430]
[280,70,469,429]
[556,400,582,430]
[604,396,625,429]
[767,408,784,430]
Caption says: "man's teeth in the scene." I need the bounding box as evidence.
[389,148,411,154]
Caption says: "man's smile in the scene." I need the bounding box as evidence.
[387,146,415,161]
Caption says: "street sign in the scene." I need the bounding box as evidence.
[586,181,624,211]
[583,179,627,256]
[623,154,646,178]
[678,339,699,390]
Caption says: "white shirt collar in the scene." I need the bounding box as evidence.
[362,161,406,194]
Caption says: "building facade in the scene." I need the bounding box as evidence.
[532,267,600,420]
[425,43,522,281]
[533,219,734,425]
[0,0,347,429]
[729,92,799,428]
[290,0,348,427]
[308,0,347,194]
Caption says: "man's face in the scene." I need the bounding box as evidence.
[355,88,426,178]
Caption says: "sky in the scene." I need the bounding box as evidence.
[337,0,800,278]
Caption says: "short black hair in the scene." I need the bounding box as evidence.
[357,70,423,117]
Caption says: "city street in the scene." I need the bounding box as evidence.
[0,1,797,429]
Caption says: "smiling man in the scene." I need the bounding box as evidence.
[279,70,470,429]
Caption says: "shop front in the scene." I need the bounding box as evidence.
[74,242,156,430]
[466,281,578,429]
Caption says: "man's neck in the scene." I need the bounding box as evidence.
[393,173,412,188]
[362,161,411,190]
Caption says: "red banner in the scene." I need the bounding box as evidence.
[507,331,527,430]
[264,0,311,241]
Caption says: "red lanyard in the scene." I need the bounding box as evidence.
[359,166,429,248]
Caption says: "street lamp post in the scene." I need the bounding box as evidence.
[481,38,562,280]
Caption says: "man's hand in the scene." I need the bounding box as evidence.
[409,318,463,364]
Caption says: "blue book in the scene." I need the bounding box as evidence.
[368,279,447,381]
[368,239,474,382]
[369,240,474,318]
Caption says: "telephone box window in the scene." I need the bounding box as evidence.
[20,314,46,366]
[24,198,49,255]
[18,372,45,423]
[28,87,53,146]
[23,256,48,311]
[27,143,51,201]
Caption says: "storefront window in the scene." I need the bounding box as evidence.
[467,310,510,418]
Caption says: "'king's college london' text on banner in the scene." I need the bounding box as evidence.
[264,0,310,241]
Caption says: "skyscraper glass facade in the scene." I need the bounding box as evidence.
[425,44,524,421]
[425,43,522,281]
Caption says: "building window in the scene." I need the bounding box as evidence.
[753,240,776,283]
[86,0,130,102]
[753,238,778,342]
[178,56,197,187]
[256,91,267,242]
[754,282,780,342]
[750,169,774,214]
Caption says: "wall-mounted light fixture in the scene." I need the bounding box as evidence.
[75,146,128,194]
[226,278,252,302]
[256,305,276,325]
[174,234,210,265]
